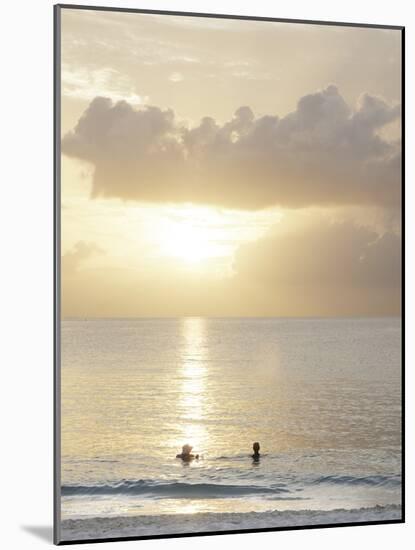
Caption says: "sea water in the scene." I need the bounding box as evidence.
[60,317,401,537]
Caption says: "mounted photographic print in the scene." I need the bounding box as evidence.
[54,4,404,544]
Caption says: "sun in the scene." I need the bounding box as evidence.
[152,204,274,270]
[164,223,220,264]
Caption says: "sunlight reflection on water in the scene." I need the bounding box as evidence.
[177,318,209,455]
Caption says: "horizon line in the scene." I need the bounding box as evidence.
[61,315,402,320]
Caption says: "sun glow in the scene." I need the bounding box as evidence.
[145,205,279,271]
[164,223,222,264]
[156,207,235,266]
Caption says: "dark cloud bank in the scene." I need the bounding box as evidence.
[235,221,401,288]
[62,85,401,210]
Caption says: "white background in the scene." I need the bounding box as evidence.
[0,0,412,548]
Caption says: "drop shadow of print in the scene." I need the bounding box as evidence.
[21,525,53,543]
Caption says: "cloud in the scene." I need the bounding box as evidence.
[62,241,105,276]
[233,220,401,315]
[168,72,184,82]
[62,85,401,210]
[62,65,146,105]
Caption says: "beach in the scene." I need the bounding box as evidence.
[61,505,402,540]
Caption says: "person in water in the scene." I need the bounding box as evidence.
[176,444,199,461]
[252,441,260,461]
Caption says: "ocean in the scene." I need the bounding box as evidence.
[60,317,402,540]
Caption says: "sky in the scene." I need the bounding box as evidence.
[60,8,402,317]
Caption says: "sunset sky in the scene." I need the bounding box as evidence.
[60,8,402,317]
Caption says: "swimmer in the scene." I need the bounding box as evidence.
[252,441,260,461]
[176,444,199,461]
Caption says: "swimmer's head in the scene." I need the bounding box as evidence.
[253,442,260,453]
[182,444,193,454]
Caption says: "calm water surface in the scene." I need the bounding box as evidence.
[61,318,401,519]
